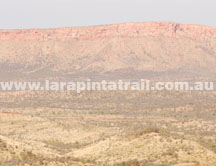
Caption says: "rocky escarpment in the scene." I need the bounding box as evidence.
[1,22,216,41]
[0,22,216,80]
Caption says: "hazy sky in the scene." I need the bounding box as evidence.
[0,0,215,29]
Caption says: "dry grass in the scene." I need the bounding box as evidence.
[0,91,216,166]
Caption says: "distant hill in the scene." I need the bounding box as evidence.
[0,22,216,80]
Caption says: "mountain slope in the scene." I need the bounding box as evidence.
[0,22,216,80]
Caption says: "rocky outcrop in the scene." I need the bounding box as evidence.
[0,22,216,41]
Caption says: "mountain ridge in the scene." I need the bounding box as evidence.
[0,22,216,80]
[1,22,216,41]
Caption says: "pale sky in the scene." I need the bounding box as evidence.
[0,0,215,29]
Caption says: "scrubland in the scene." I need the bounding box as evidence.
[0,91,216,166]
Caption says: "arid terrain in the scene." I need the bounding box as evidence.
[0,22,216,166]
[0,22,216,80]
[1,91,216,166]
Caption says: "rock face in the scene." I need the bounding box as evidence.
[1,22,216,41]
[0,22,216,80]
